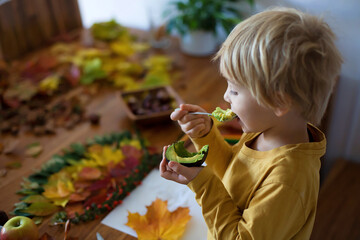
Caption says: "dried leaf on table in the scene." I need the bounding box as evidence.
[2,139,19,154]
[91,19,126,41]
[3,81,37,103]
[39,75,61,94]
[5,161,22,169]
[0,168,7,177]
[25,142,43,157]
[39,232,55,240]
[80,58,107,85]
[126,198,191,240]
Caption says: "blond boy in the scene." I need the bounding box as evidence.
[160,7,342,239]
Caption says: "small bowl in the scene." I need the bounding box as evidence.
[119,86,184,125]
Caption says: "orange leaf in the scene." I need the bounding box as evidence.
[126,198,191,240]
[65,203,85,219]
[78,167,102,180]
[69,190,91,203]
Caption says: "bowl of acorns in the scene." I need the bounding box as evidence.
[119,86,184,125]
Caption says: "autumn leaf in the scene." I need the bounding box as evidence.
[68,190,91,203]
[3,81,37,102]
[65,203,85,218]
[126,198,191,240]
[39,75,61,93]
[23,202,59,216]
[22,195,50,204]
[78,167,102,180]
[25,142,43,157]
[5,161,22,169]
[2,139,19,154]
[39,232,55,240]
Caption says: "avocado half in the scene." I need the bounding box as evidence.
[165,141,209,167]
[212,107,236,122]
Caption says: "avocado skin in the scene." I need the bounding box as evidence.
[165,141,208,167]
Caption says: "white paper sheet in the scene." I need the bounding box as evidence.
[101,169,207,240]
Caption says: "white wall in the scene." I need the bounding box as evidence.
[78,0,170,30]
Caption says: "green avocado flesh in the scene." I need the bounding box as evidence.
[165,141,209,167]
[212,107,236,122]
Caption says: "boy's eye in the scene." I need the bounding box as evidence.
[230,90,238,95]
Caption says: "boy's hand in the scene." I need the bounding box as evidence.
[160,146,203,185]
[171,104,212,138]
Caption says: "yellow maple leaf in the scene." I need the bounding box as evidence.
[126,198,191,240]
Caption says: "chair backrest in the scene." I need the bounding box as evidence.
[0,0,82,62]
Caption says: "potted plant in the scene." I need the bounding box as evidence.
[165,0,254,56]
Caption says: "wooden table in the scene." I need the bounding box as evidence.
[0,31,227,239]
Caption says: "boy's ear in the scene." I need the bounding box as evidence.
[273,106,290,117]
[273,94,292,117]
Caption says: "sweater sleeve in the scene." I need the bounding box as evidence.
[188,167,306,240]
[190,122,233,179]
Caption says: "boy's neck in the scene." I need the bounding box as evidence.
[250,111,309,151]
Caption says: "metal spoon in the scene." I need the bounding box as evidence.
[174,108,212,116]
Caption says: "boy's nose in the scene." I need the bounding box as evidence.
[223,91,231,103]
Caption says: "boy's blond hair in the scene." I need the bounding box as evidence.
[214,7,343,125]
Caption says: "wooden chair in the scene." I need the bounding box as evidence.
[0,0,82,62]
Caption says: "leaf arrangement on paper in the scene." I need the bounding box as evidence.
[11,131,161,225]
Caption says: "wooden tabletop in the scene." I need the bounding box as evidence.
[0,31,227,239]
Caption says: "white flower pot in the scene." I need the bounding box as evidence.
[180,30,218,56]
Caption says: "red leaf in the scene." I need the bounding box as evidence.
[83,189,108,207]
[121,145,143,159]
[110,157,139,178]
[38,55,58,71]
[87,176,111,192]
[73,180,92,189]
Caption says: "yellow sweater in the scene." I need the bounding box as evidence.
[188,124,325,240]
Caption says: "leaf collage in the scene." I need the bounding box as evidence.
[11,131,161,226]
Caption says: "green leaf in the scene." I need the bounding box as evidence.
[23,202,59,216]
[70,143,86,156]
[22,195,50,204]
[16,188,43,195]
[33,216,43,225]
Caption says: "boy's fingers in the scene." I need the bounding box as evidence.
[159,159,167,173]
[168,161,191,179]
[171,108,188,121]
[180,104,206,113]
